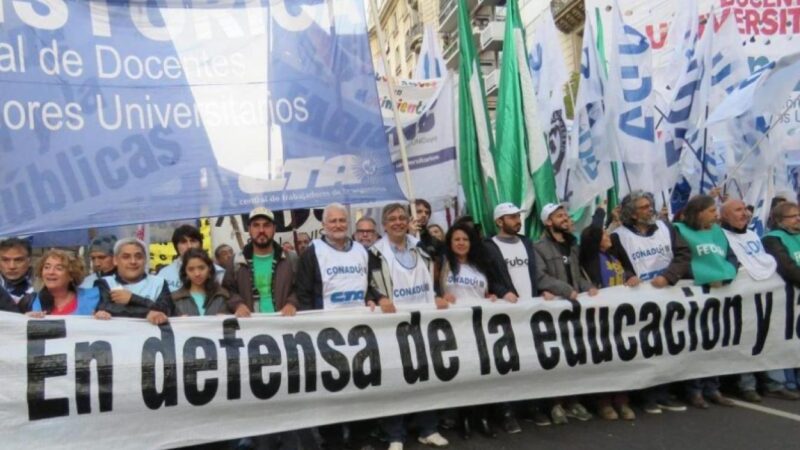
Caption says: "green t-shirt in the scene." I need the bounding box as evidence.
[253,253,275,313]
[764,229,800,266]
[190,292,206,316]
[674,223,737,285]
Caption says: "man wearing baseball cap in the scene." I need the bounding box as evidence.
[484,203,538,304]
[534,203,596,301]
[483,202,545,429]
[533,203,597,425]
[222,206,299,316]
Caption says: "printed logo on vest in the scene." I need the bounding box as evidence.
[696,244,724,256]
[737,240,764,256]
[393,283,430,299]
[505,257,528,268]
[630,245,671,261]
[331,290,365,303]
[326,265,367,276]
[447,274,486,289]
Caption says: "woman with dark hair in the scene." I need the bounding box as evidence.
[155,248,240,318]
[27,249,100,317]
[437,223,523,438]
[673,195,737,409]
[578,223,638,421]
[674,195,738,287]
[438,223,495,306]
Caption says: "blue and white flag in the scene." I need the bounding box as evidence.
[708,52,800,125]
[414,24,446,80]
[566,16,613,210]
[653,0,699,111]
[604,0,658,167]
[0,0,403,236]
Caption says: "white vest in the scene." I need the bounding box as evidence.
[445,263,488,307]
[613,221,673,281]
[102,274,167,303]
[492,236,532,299]
[723,229,777,281]
[374,238,434,306]
[314,239,369,310]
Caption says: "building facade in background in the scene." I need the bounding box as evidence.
[369,0,584,114]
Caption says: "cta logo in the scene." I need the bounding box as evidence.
[331,290,365,303]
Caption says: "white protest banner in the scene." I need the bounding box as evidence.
[3,274,800,448]
[376,76,458,209]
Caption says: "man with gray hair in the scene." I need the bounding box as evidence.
[367,202,448,449]
[81,235,117,289]
[354,216,380,248]
[609,191,691,288]
[608,191,691,414]
[295,202,388,311]
[95,237,171,320]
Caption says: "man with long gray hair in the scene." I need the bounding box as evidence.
[609,190,691,288]
[608,191,691,414]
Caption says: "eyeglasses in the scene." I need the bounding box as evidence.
[356,229,376,234]
[783,214,800,219]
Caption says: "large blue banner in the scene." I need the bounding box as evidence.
[0,0,403,236]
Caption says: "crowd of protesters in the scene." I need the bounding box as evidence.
[2,191,800,450]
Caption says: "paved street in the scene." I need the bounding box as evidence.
[347,395,800,450]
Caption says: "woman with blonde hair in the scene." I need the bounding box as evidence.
[27,249,100,317]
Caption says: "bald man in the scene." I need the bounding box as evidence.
[721,199,780,404]
[720,199,777,281]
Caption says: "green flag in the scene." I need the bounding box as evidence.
[495,0,557,239]
[595,6,620,211]
[458,0,499,234]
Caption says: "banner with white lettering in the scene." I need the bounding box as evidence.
[0,0,404,236]
[2,274,800,449]
[376,76,457,210]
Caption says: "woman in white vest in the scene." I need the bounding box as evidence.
[368,203,449,450]
[438,222,496,307]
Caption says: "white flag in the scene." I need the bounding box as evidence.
[566,16,613,209]
[605,0,658,166]
[414,24,447,80]
[528,8,571,202]
[707,52,800,125]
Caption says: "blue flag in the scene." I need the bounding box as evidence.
[0,0,403,236]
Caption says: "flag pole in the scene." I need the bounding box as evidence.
[368,0,418,222]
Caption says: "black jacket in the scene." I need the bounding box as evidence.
[0,286,20,313]
[169,287,236,316]
[763,229,800,287]
[483,235,538,298]
[96,274,171,318]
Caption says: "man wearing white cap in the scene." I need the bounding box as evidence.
[533,203,597,424]
[483,202,539,303]
[534,203,596,301]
